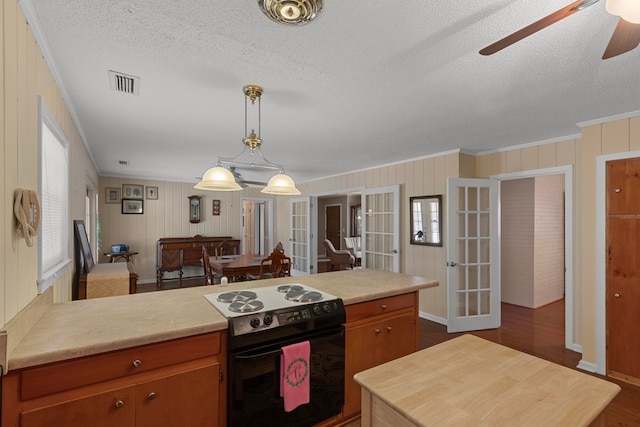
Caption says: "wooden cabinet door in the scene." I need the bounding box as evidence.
[344,320,379,418]
[606,158,640,384]
[607,158,640,215]
[21,386,136,427]
[606,217,640,382]
[343,311,416,418]
[135,363,220,427]
[380,312,416,363]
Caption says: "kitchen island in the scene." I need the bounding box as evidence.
[2,269,437,427]
[354,334,621,427]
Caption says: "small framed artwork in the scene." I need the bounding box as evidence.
[122,184,144,199]
[122,199,144,214]
[212,199,221,216]
[105,187,120,204]
[146,186,159,200]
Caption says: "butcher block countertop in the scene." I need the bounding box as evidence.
[7,269,436,371]
[354,334,621,427]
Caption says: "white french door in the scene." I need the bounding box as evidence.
[446,178,500,332]
[290,197,312,275]
[362,185,400,272]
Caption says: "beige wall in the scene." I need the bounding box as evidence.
[274,152,464,320]
[2,0,98,336]
[476,117,640,365]
[98,177,266,282]
[577,117,640,365]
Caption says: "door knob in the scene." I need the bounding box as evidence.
[447,261,458,267]
[614,293,620,298]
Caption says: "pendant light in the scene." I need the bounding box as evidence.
[195,85,301,195]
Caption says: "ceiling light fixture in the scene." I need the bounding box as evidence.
[195,85,301,195]
[606,0,640,23]
[258,0,323,26]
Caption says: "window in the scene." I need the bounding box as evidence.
[38,98,70,293]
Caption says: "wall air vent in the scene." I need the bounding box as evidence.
[108,70,140,95]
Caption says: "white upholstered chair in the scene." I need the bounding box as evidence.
[343,236,362,266]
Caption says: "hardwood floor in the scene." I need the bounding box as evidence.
[420,300,640,426]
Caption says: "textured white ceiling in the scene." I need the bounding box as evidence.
[23,0,640,185]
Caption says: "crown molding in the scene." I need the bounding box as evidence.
[577,110,640,128]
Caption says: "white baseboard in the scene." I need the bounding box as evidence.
[577,359,598,373]
[419,311,447,325]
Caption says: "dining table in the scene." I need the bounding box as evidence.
[209,254,266,282]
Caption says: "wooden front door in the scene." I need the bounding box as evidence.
[326,205,341,250]
[606,157,640,384]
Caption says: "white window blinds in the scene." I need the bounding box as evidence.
[38,100,70,292]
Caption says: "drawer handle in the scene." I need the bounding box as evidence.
[132,359,142,368]
[380,304,388,310]
[148,392,157,400]
[375,329,381,335]
[115,400,125,409]
[387,326,393,332]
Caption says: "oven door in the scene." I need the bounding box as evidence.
[228,326,345,427]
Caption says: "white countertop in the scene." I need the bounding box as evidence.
[8,270,437,371]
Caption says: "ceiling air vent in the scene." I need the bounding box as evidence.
[109,70,140,95]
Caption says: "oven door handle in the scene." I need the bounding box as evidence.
[234,327,344,360]
[235,347,283,360]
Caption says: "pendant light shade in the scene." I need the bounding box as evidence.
[194,166,243,191]
[261,173,302,195]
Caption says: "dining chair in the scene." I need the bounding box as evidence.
[201,246,216,285]
[260,250,292,279]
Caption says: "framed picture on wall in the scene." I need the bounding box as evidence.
[122,199,144,214]
[212,199,221,215]
[105,187,120,204]
[122,184,143,199]
[146,186,159,200]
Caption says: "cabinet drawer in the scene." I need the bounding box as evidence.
[346,292,416,323]
[21,332,220,400]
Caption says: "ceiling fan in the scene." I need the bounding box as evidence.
[479,0,640,59]
[228,167,267,189]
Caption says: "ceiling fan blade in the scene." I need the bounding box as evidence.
[480,0,596,56]
[243,180,268,187]
[602,18,640,59]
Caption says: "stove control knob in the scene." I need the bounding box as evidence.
[263,314,273,325]
[313,305,322,315]
[250,318,261,329]
[322,303,332,313]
